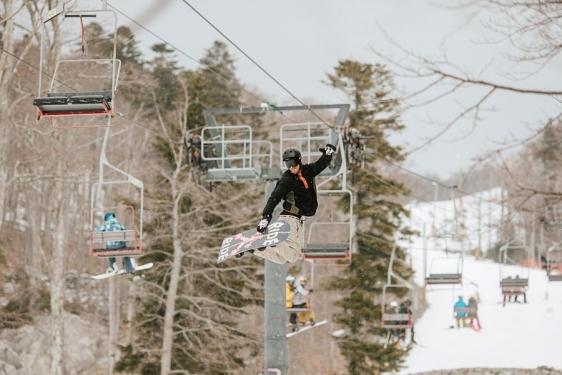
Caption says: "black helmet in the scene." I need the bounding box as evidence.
[282,147,301,168]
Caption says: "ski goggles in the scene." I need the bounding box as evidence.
[283,158,298,168]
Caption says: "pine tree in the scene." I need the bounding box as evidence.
[325,60,414,373]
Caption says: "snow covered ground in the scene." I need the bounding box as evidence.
[398,189,562,374]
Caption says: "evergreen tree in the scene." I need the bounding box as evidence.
[325,60,414,373]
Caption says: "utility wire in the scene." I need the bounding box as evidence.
[108,2,298,125]
[180,0,335,129]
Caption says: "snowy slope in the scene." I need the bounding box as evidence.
[398,189,562,374]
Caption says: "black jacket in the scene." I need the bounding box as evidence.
[262,153,332,217]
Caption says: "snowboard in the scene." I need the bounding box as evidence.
[286,320,328,338]
[217,221,291,263]
[91,262,154,280]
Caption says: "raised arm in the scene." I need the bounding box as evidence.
[308,144,336,177]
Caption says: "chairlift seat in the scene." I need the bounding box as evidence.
[382,313,412,329]
[90,230,137,243]
[206,167,260,181]
[454,307,477,318]
[500,279,528,288]
[33,90,113,117]
[548,274,562,282]
[302,243,349,259]
[89,229,141,257]
[91,247,141,257]
[286,307,312,313]
[425,273,462,285]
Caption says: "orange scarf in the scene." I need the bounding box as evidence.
[297,170,309,189]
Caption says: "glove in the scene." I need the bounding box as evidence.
[319,143,336,156]
[257,214,272,233]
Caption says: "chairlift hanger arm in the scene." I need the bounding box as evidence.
[387,243,413,289]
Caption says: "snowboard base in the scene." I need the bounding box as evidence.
[217,221,290,263]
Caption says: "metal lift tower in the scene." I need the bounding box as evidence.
[201,104,351,375]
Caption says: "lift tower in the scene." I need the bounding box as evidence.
[202,104,351,375]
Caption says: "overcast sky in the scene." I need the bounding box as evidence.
[80,0,561,179]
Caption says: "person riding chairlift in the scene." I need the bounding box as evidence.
[94,212,136,274]
[292,275,316,326]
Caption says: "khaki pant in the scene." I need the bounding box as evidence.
[253,215,302,264]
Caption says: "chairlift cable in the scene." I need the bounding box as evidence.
[179,0,335,129]
[107,2,299,125]
[363,150,499,205]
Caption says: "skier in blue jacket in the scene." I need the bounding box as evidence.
[94,212,136,274]
[454,296,468,328]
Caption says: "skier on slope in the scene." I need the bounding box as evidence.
[236,144,336,263]
[94,212,136,274]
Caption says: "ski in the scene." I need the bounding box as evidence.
[286,320,327,338]
[91,262,154,280]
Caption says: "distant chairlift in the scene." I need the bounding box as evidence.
[423,187,464,286]
[88,128,143,257]
[499,240,530,304]
[423,228,464,286]
[381,243,414,348]
[546,244,562,282]
[33,4,121,128]
[543,198,562,281]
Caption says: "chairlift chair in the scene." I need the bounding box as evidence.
[546,244,562,282]
[381,243,414,348]
[423,187,465,286]
[89,205,141,257]
[286,267,316,334]
[381,285,413,330]
[33,4,121,128]
[301,190,353,265]
[544,197,562,227]
[88,128,144,258]
[425,256,463,286]
[498,240,530,298]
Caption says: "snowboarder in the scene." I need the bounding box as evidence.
[249,144,336,264]
[94,212,136,274]
[454,296,467,328]
[292,275,316,326]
